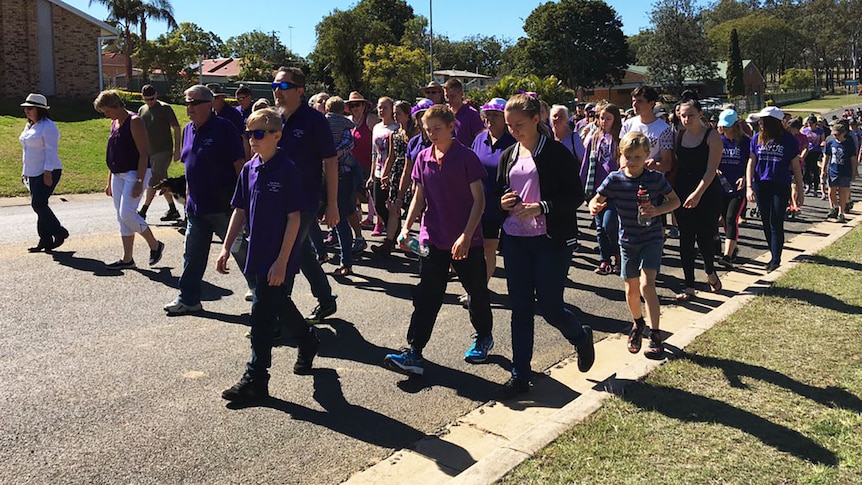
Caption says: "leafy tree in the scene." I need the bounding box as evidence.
[627,30,654,65]
[353,0,414,42]
[362,44,427,100]
[727,29,745,96]
[236,54,274,82]
[136,0,176,44]
[707,12,801,80]
[225,30,302,69]
[482,74,575,106]
[702,0,753,30]
[138,22,224,90]
[782,68,814,91]
[642,0,717,94]
[498,38,531,77]
[434,35,509,77]
[519,0,628,89]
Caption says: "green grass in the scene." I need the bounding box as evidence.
[500,225,862,484]
[0,99,188,197]
[782,94,862,112]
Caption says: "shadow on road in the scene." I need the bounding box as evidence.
[51,250,123,277]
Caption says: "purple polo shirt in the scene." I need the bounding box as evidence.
[750,131,799,186]
[231,149,304,277]
[412,142,485,250]
[277,104,338,212]
[217,103,244,134]
[181,114,244,216]
[454,104,484,147]
[471,130,516,224]
[406,133,431,162]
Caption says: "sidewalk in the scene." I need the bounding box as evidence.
[343,194,862,484]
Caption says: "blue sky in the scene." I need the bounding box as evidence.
[65,0,664,57]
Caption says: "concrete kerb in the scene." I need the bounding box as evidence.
[342,213,861,485]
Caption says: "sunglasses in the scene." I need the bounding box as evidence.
[272,81,302,91]
[425,90,441,95]
[185,99,210,106]
[244,129,279,140]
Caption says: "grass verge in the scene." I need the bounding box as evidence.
[783,94,862,112]
[1,99,188,197]
[500,225,862,484]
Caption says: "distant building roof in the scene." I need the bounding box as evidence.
[47,0,118,36]
[192,58,244,79]
[102,51,137,68]
[433,69,491,80]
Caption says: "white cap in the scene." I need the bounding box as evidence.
[748,106,784,121]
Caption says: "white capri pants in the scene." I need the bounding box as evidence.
[111,169,150,237]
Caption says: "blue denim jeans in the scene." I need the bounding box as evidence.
[178,212,253,305]
[28,169,64,243]
[753,180,790,267]
[246,274,314,378]
[502,233,587,380]
[284,210,336,305]
[595,204,619,264]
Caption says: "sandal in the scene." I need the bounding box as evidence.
[334,265,353,276]
[644,331,664,359]
[594,261,612,275]
[675,288,695,302]
[707,272,722,293]
[627,320,646,354]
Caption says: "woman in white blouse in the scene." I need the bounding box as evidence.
[19,93,68,252]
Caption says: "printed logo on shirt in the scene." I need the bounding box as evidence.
[722,146,742,164]
[202,138,214,146]
[267,181,282,193]
[831,144,845,165]
[292,129,304,138]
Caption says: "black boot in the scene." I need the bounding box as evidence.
[294,330,320,375]
[371,238,395,257]
[222,373,269,402]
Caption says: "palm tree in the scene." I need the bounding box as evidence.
[137,0,177,44]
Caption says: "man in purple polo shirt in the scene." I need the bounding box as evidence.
[272,66,341,323]
[207,83,245,135]
[445,78,484,147]
[163,84,253,315]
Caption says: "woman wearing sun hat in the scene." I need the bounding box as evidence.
[19,93,69,253]
[746,106,804,273]
[346,91,376,248]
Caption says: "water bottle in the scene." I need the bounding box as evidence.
[399,235,430,257]
[718,173,735,194]
[637,184,652,227]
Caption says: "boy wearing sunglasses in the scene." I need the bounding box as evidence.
[218,108,319,402]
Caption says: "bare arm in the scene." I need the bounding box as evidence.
[399,182,426,248]
[169,108,182,161]
[216,208,247,274]
[267,210,302,286]
[451,180,485,260]
[746,153,757,203]
[682,129,721,209]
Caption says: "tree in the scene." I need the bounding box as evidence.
[519,0,628,90]
[482,74,575,106]
[642,0,717,94]
[707,12,801,82]
[225,30,302,69]
[727,29,745,96]
[702,0,753,30]
[433,35,509,77]
[353,0,414,42]
[627,30,654,65]
[362,44,427,100]
[138,22,224,90]
[136,0,176,44]
[782,68,814,91]
[236,54,274,82]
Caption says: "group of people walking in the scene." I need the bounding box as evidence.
[16,72,855,403]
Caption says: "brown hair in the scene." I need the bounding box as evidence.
[394,101,417,141]
[276,66,306,87]
[592,103,622,163]
[246,108,282,132]
[505,94,552,138]
[758,117,784,145]
[325,96,345,114]
[619,131,651,156]
[93,89,125,111]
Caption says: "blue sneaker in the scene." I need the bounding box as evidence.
[384,348,425,375]
[464,334,494,364]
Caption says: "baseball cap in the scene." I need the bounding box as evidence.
[717,109,738,127]
[749,106,784,121]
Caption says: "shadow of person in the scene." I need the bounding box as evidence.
[51,250,123,277]
[228,368,478,476]
[680,352,862,413]
[769,286,862,314]
[620,381,838,465]
[798,254,862,272]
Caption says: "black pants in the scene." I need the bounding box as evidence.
[721,194,746,242]
[753,181,790,267]
[406,245,492,353]
[372,177,389,226]
[675,193,722,287]
[803,151,821,187]
[29,169,65,243]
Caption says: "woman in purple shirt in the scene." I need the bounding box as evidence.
[716,109,750,267]
[93,90,164,269]
[383,105,493,377]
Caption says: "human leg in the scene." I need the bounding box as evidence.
[290,210,336,313]
[501,234,538,381]
[404,246,452,353]
[453,247,494,361]
[28,169,63,246]
[177,214,214,306]
[675,208,698,289]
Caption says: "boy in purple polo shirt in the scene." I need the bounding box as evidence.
[217,108,319,403]
[383,105,493,376]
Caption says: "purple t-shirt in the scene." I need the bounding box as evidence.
[471,130,516,225]
[454,104,484,147]
[561,131,586,163]
[277,104,338,212]
[406,133,431,162]
[503,154,548,237]
[412,142,485,250]
[231,149,304,277]
[181,114,244,216]
[719,134,750,194]
[580,132,617,190]
[750,131,799,186]
[217,103,244,134]
[801,126,824,153]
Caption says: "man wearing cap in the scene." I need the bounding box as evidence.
[235,84,254,127]
[163,84,253,315]
[207,83,244,135]
[419,81,445,105]
[137,84,182,221]
[444,78,484,147]
[272,66,340,323]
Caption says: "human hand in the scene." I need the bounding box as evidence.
[500,191,520,211]
[43,172,53,187]
[451,234,468,260]
[322,205,340,228]
[746,187,756,203]
[735,177,745,191]
[588,199,606,216]
[682,192,701,209]
[512,202,541,221]
[267,260,287,286]
[216,248,230,274]
[105,184,112,197]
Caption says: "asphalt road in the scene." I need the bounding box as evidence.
[0,177,858,483]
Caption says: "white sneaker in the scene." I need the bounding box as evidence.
[244,289,254,302]
[164,298,202,315]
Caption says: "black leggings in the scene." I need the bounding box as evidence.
[675,194,722,287]
[372,177,389,227]
[721,194,746,241]
[803,151,821,187]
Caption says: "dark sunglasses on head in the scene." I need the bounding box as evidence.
[185,99,210,106]
[272,81,302,91]
[244,129,279,140]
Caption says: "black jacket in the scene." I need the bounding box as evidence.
[494,135,584,247]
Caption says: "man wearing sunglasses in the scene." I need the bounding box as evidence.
[163,84,254,315]
[272,67,340,324]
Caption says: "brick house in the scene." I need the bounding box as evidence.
[0,0,118,99]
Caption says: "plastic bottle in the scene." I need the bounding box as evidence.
[637,184,652,227]
[718,173,735,194]
[399,235,430,257]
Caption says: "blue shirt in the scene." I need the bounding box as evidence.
[750,131,799,186]
[181,114,244,216]
[560,131,586,163]
[825,137,856,178]
[471,130,516,225]
[231,149,304,277]
[596,169,673,245]
[277,105,338,211]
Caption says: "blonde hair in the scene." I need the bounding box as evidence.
[619,131,650,156]
[422,104,455,126]
[505,94,552,138]
[93,90,124,111]
[246,108,282,132]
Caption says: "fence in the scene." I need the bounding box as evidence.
[736,90,819,113]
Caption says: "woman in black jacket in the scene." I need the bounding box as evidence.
[493,94,595,398]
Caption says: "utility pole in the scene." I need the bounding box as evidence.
[288,26,294,53]
[429,0,434,82]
